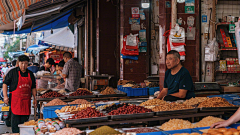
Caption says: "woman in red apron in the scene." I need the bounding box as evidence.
[2,55,37,133]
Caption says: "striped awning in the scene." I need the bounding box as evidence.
[0,0,42,26]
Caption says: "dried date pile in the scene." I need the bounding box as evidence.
[69,107,105,119]
[108,105,152,115]
[69,89,93,96]
[102,103,130,113]
[40,91,64,98]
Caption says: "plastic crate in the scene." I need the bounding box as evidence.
[42,105,66,119]
[228,123,240,129]
[117,85,123,91]
[124,88,148,96]
[149,87,159,95]
[208,94,239,98]
[137,131,167,135]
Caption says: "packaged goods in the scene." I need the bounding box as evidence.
[53,128,83,135]
[160,119,194,131]
[89,126,121,135]
[108,105,152,115]
[45,98,67,106]
[100,87,116,95]
[198,97,235,108]
[69,99,91,104]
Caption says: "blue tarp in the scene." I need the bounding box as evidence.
[26,44,49,54]
[3,11,72,35]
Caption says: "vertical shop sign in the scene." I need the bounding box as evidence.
[131,7,140,18]
[185,0,195,14]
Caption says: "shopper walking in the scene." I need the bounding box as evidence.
[3,55,37,133]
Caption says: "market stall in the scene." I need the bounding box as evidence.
[22,95,240,135]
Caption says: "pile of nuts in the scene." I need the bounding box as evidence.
[69,89,93,96]
[100,87,116,95]
[55,104,93,113]
[108,105,152,115]
[69,107,105,119]
[152,103,194,112]
[69,99,91,105]
[124,128,159,133]
[140,99,167,106]
[183,97,208,106]
[198,97,235,108]
[102,103,130,113]
[40,91,64,98]
[45,98,67,106]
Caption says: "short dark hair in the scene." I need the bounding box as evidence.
[73,58,78,62]
[63,52,72,58]
[18,55,30,62]
[33,63,39,66]
[167,50,180,60]
[12,60,17,66]
[46,58,55,66]
[58,60,65,67]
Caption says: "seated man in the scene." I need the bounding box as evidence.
[157,50,195,101]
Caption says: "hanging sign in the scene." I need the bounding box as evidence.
[131,23,140,31]
[185,0,195,6]
[131,7,140,18]
[185,6,194,14]
[185,0,195,13]
[129,18,140,24]
[177,0,185,3]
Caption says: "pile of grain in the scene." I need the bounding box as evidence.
[89,126,121,135]
[45,98,67,106]
[160,119,194,131]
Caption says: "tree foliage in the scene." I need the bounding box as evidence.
[4,38,20,61]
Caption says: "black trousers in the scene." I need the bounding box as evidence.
[11,111,29,133]
[164,95,186,101]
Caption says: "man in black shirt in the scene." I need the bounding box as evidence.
[157,50,195,101]
[3,55,36,133]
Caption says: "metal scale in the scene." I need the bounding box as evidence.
[194,82,221,96]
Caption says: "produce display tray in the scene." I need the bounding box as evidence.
[98,93,127,98]
[36,96,67,101]
[68,95,97,99]
[121,127,162,134]
[64,116,109,124]
[155,108,199,116]
[109,112,154,120]
[199,106,239,112]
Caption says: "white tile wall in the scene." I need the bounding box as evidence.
[216,1,240,21]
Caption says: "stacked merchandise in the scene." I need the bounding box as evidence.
[219,58,240,71]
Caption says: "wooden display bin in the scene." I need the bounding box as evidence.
[223,86,240,93]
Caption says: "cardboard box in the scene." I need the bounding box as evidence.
[223,86,240,93]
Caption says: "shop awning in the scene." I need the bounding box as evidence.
[0,0,42,26]
[2,10,72,35]
[41,26,75,51]
[26,44,49,55]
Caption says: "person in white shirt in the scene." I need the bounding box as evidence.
[3,60,19,80]
[1,64,8,75]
